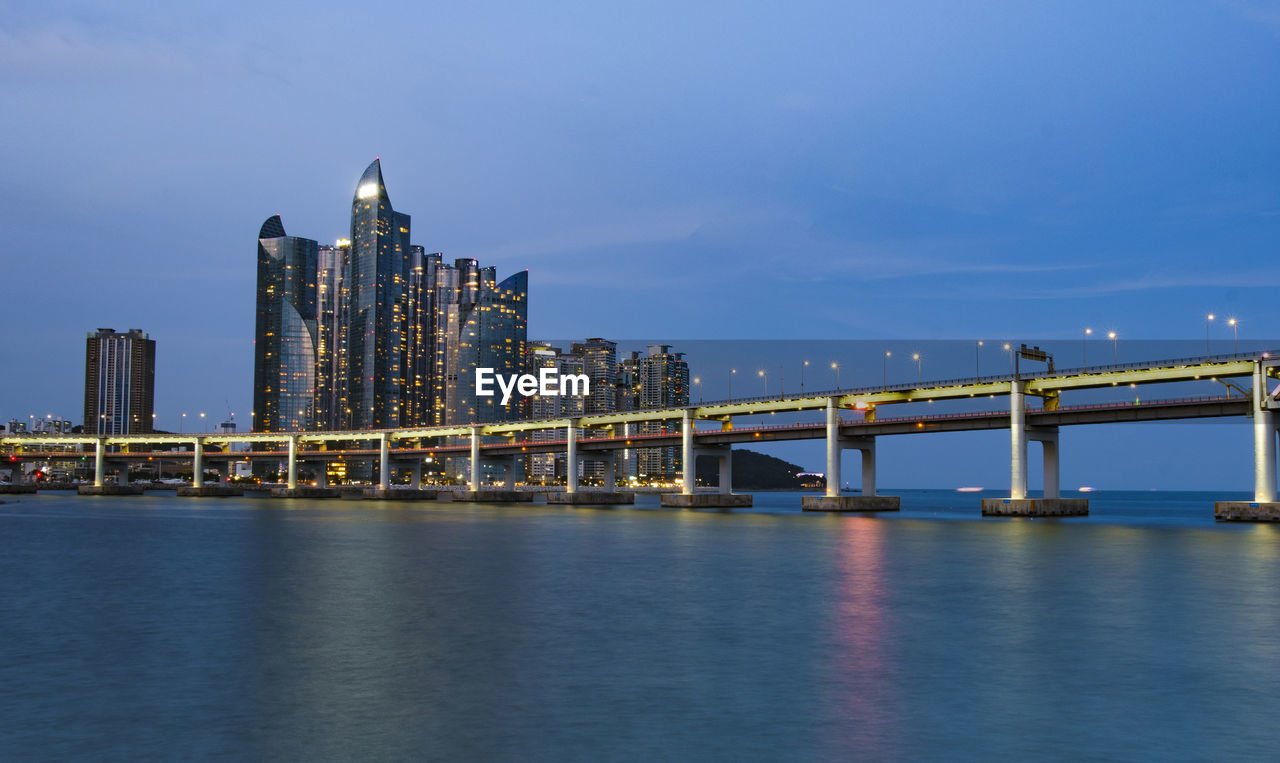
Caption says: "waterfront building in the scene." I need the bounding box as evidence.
[315,239,350,430]
[347,159,412,429]
[253,159,527,435]
[633,345,689,481]
[524,343,586,482]
[571,338,617,482]
[252,216,319,433]
[83,328,156,435]
[437,259,528,424]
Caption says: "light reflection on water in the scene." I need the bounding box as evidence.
[1,491,1278,759]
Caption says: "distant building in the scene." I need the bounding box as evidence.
[524,343,586,482]
[571,338,617,481]
[83,328,156,435]
[252,216,318,433]
[629,345,689,481]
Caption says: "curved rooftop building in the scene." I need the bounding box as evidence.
[253,215,319,433]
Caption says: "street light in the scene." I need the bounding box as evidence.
[801,360,809,393]
[729,369,736,401]
[882,352,891,388]
[180,412,187,434]
[199,412,206,432]
[976,340,983,377]
[831,361,840,389]
[1228,318,1238,352]
[1003,343,1014,375]
[758,369,767,395]
[1206,313,1215,357]
[1108,331,1118,363]
[1083,327,1092,367]
[912,352,921,383]
[693,376,702,404]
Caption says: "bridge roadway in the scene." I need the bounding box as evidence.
[4,352,1279,517]
[0,395,1250,462]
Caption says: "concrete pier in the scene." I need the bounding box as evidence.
[802,495,901,512]
[546,491,635,505]
[1215,502,1280,522]
[660,493,753,508]
[177,485,244,497]
[361,488,438,501]
[0,484,38,494]
[270,486,341,499]
[78,484,145,496]
[981,497,1089,517]
[451,490,536,502]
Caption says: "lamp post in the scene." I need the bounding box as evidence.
[758,369,767,395]
[199,412,206,433]
[729,369,736,402]
[976,340,983,376]
[831,361,840,390]
[1228,318,1238,352]
[1206,313,1215,357]
[693,377,702,404]
[179,412,186,434]
[1108,331,1118,363]
[1003,343,1014,375]
[882,352,891,389]
[801,360,809,393]
[1083,327,1092,367]
[912,352,921,383]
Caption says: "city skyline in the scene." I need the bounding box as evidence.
[2,1,1278,487]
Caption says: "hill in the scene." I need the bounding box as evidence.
[694,449,818,490]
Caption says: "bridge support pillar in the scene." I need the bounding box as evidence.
[192,438,204,489]
[316,465,327,487]
[984,420,1087,516]
[566,420,578,494]
[469,426,482,492]
[94,438,105,488]
[411,459,422,488]
[286,436,298,490]
[804,432,899,512]
[681,408,694,495]
[379,433,390,491]
[1217,361,1280,520]
[1010,380,1027,500]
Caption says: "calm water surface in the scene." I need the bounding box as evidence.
[2,489,1278,760]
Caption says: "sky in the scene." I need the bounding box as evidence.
[2,0,1279,487]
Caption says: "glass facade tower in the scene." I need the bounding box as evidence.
[253,215,319,433]
[348,159,411,429]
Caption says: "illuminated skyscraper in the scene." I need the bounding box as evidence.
[84,328,155,435]
[631,345,689,481]
[315,238,351,430]
[254,159,527,433]
[252,215,319,433]
[348,158,412,429]
[438,259,528,424]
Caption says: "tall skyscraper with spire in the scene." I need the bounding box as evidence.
[347,159,412,429]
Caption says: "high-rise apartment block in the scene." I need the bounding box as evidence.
[252,159,527,433]
[84,328,156,434]
[622,344,689,481]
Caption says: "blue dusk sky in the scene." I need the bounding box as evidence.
[2,1,1279,487]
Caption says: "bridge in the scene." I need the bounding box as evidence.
[4,352,1279,519]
